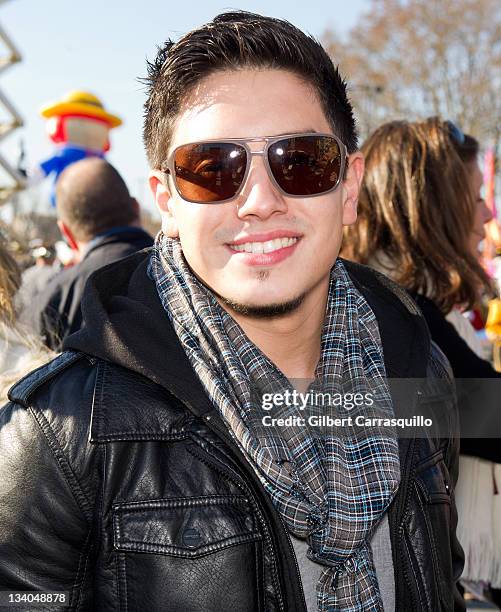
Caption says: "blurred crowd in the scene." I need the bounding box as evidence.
[0,157,154,397]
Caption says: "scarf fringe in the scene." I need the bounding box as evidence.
[455,455,501,586]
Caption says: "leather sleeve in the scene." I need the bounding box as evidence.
[0,361,98,610]
[429,341,466,612]
[447,432,466,612]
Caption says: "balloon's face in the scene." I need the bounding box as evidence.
[46,115,110,151]
[46,116,60,140]
[64,117,109,150]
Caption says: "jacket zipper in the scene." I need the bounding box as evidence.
[402,526,427,611]
[414,478,449,611]
[390,424,418,612]
[275,512,308,612]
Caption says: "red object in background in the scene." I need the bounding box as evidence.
[468,308,486,331]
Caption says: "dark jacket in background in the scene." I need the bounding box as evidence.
[0,252,465,611]
[414,294,501,463]
[31,227,153,350]
[16,262,62,322]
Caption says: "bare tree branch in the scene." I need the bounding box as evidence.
[323,0,501,153]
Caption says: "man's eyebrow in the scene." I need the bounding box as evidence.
[273,129,318,136]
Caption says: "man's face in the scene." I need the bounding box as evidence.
[150,69,362,315]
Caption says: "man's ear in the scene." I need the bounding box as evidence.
[57,219,79,252]
[149,170,179,238]
[341,152,364,226]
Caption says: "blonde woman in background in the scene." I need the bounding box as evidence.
[342,117,501,603]
[0,241,53,403]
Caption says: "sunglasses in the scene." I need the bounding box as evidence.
[161,132,347,204]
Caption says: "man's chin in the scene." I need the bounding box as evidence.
[217,292,306,319]
[193,269,307,319]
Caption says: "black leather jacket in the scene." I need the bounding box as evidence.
[0,252,465,612]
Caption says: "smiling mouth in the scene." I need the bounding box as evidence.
[229,236,299,254]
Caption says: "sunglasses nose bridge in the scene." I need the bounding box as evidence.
[245,149,267,176]
[236,148,286,208]
[243,148,277,193]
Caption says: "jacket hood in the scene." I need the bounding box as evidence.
[63,248,216,417]
[64,249,430,406]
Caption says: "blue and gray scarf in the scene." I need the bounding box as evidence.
[150,232,400,611]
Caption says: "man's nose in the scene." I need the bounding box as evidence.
[236,158,288,220]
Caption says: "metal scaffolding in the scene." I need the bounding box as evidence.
[0,1,25,205]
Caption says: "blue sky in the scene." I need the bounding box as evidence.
[0,0,371,214]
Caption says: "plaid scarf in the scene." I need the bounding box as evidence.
[150,233,400,611]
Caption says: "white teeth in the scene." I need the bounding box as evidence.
[231,237,298,253]
[263,239,277,253]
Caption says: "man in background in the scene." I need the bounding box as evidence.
[32,157,153,349]
[16,241,60,324]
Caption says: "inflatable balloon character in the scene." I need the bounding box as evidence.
[37,90,122,205]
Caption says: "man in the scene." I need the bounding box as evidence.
[0,12,464,611]
[30,157,153,349]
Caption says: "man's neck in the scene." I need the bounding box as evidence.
[76,223,144,260]
[220,278,329,383]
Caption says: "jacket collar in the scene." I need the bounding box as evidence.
[82,228,153,261]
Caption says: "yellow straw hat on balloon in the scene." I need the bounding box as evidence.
[40,90,122,128]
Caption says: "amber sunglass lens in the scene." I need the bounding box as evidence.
[173,143,247,203]
[268,136,342,196]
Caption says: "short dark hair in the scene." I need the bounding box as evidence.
[56,158,138,242]
[143,11,358,169]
